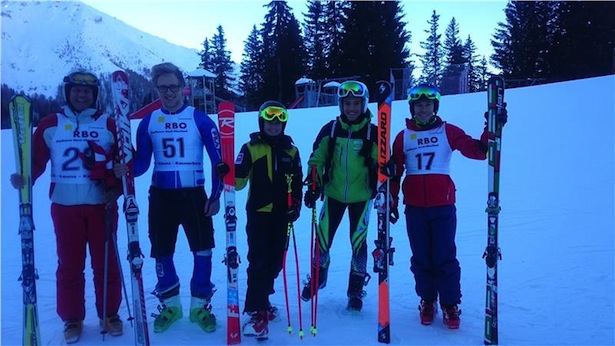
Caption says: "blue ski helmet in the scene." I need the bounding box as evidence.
[407,83,441,116]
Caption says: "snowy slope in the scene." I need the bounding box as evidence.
[1,0,200,96]
[1,75,613,345]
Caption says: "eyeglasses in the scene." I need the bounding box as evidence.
[260,106,288,122]
[64,72,99,86]
[157,85,181,93]
[338,81,368,98]
[407,85,440,102]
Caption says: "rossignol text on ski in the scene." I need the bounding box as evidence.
[10,94,41,346]
[217,101,241,345]
[111,70,151,346]
[372,81,394,344]
[483,76,505,345]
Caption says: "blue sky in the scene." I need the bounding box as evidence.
[81,0,507,67]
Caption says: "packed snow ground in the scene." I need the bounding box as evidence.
[2,75,613,345]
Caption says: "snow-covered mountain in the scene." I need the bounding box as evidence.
[1,0,201,97]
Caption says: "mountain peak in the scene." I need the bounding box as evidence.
[1,0,200,97]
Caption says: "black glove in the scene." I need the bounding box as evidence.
[390,206,399,224]
[497,107,508,126]
[287,199,301,223]
[304,188,319,209]
[389,194,399,224]
[381,159,396,178]
[484,102,508,127]
[215,162,230,179]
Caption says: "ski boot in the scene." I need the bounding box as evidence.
[346,271,369,311]
[153,294,183,333]
[418,299,437,325]
[441,304,461,329]
[189,295,217,333]
[266,303,280,322]
[63,319,83,344]
[242,310,269,340]
[301,266,328,302]
[100,314,123,336]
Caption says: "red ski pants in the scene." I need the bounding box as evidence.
[51,203,122,321]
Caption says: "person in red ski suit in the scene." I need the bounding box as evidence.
[10,70,124,343]
[386,83,507,329]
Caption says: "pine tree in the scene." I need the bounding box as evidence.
[463,36,483,92]
[443,18,464,66]
[478,56,490,91]
[491,1,553,82]
[549,1,615,81]
[323,0,350,78]
[441,17,465,94]
[199,38,215,72]
[419,10,443,85]
[260,0,307,105]
[211,25,236,100]
[303,0,328,80]
[240,25,265,111]
[338,1,410,91]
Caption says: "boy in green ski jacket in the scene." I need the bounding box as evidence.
[302,81,379,311]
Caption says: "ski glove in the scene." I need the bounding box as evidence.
[215,162,230,179]
[80,140,118,189]
[10,173,25,189]
[381,159,397,178]
[287,198,301,223]
[304,188,320,209]
[484,102,508,127]
[389,194,399,224]
[390,206,399,224]
[204,198,220,217]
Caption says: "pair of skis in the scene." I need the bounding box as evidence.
[111,71,151,346]
[10,94,40,346]
[483,76,505,345]
[372,81,394,344]
[216,101,242,345]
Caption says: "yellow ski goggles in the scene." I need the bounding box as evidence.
[260,106,289,122]
[64,72,99,86]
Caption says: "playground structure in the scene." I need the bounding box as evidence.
[293,76,360,108]
[186,68,217,114]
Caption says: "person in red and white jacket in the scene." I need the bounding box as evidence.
[386,83,507,329]
[10,70,124,343]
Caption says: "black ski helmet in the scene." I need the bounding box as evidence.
[63,70,100,111]
[258,100,288,133]
[408,83,441,116]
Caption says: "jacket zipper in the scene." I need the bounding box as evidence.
[343,129,353,202]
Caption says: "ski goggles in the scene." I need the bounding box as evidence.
[408,85,440,102]
[260,106,289,122]
[64,72,99,86]
[338,81,368,98]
